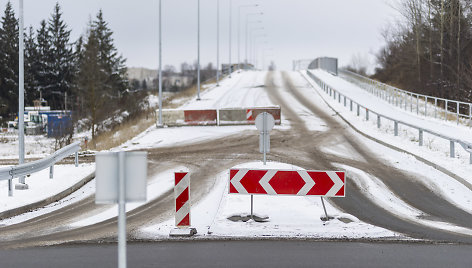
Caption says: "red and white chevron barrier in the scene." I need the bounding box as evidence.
[174,172,191,227]
[229,168,345,197]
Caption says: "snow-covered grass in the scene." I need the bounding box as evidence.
[0,133,56,159]
[0,163,95,215]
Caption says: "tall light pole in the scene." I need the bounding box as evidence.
[228,0,232,78]
[158,0,163,125]
[252,35,266,69]
[247,27,264,68]
[197,0,201,100]
[255,41,268,70]
[216,0,220,86]
[262,48,274,71]
[238,4,258,71]
[17,0,26,191]
[245,13,263,67]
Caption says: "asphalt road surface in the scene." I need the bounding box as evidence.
[1,241,472,268]
[1,71,472,251]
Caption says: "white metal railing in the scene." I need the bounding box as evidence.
[0,141,81,196]
[339,69,472,126]
[306,71,472,165]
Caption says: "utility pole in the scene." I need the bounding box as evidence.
[17,0,26,189]
[197,0,201,100]
[228,0,232,78]
[158,0,163,125]
[216,0,220,86]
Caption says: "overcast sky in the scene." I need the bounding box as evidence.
[1,0,398,71]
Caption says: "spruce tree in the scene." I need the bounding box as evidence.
[77,29,104,141]
[24,26,39,105]
[0,1,18,117]
[35,20,52,102]
[46,3,74,110]
[92,10,128,97]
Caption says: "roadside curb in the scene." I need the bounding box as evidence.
[301,71,472,192]
[0,171,95,220]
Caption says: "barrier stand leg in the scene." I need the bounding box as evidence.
[320,197,329,221]
[49,165,54,179]
[8,175,13,197]
[250,195,254,221]
[450,141,455,158]
[75,151,79,167]
[419,130,423,146]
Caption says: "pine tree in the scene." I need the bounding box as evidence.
[77,29,105,141]
[46,3,74,110]
[35,20,52,101]
[92,10,128,98]
[24,26,39,105]
[0,1,18,117]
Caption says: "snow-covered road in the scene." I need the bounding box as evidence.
[2,70,472,247]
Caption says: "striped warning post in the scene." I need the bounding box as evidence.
[174,172,191,227]
[246,109,254,121]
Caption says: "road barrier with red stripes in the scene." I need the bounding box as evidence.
[229,168,345,197]
[245,107,281,125]
[184,109,217,125]
[174,172,191,227]
[161,106,281,126]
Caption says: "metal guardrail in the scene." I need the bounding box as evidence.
[339,69,472,126]
[0,141,81,196]
[306,71,472,165]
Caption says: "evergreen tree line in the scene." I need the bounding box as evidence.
[374,0,472,104]
[0,2,132,140]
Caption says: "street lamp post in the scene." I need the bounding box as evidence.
[238,4,258,71]
[216,0,220,86]
[228,0,232,78]
[16,0,26,191]
[252,35,266,69]
[247,27,264,68]
[245,13,263,67]
[197,0,201,100]
[262,48,274,71]
[158,0,163,125]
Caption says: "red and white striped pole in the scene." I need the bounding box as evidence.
[174,172,191,227]
[246,109,254,121]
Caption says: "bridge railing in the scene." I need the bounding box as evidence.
[306,71,472,165]
[339,69,472,126]
[0,141,81,196]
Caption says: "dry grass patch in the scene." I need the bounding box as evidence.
[88,77,219,151]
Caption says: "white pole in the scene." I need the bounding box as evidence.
[118,152,127,268]
[197,0,201,100]
[238,5,258,71]
[238,7,241,71]
[245,15,248,66]
[228,0,232,78]
[18,0,25,185]
[216,0,220,86]
[158,0,163,125]
[263,112,267,165]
